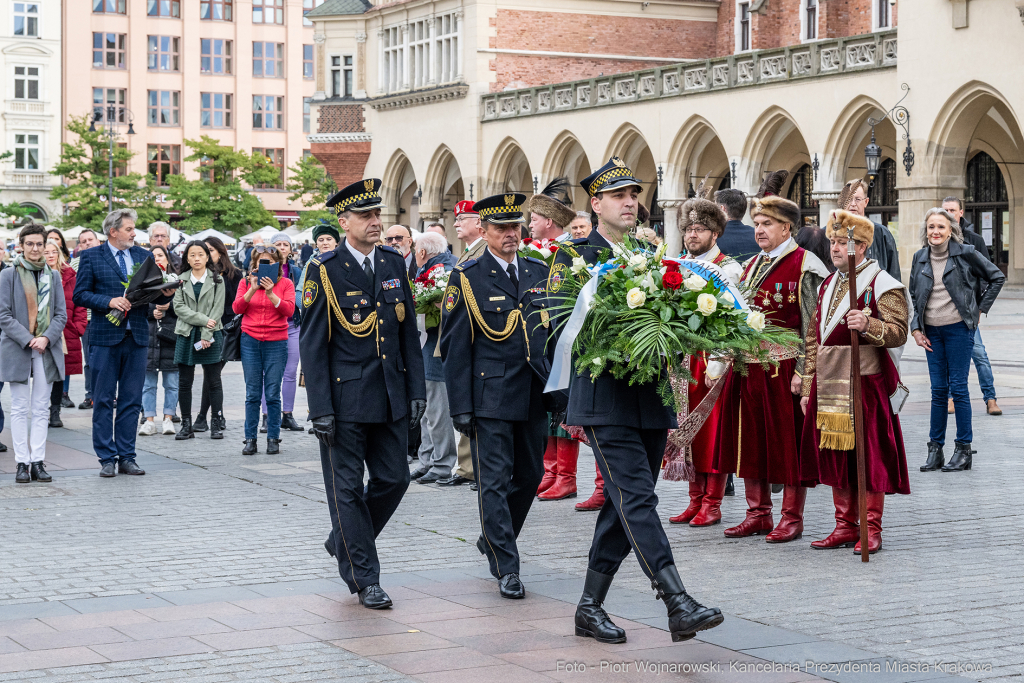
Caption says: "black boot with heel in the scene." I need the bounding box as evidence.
[652,565,724,642]
[574,569,627,644]
[941,442,972,472]
[175,417,195,440]
[920,441,944,472]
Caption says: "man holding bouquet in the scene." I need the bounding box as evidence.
[440,192,553,600]
[73,209,177,477]
[547,157,724,645]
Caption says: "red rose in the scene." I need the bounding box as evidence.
[661,260,680,273]
[663,272,683,290]
[549,244,559,253]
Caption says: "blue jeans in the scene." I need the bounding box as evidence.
[925,322,974,445]
[241,333,287,439]
[143,369,179,418]
[971,328,995,402]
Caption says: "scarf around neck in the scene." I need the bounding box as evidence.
[13,254,54,337]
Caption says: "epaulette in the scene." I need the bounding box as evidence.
[569,238,590,246]
[380,245,402,257]
[522,256,546,266]
[310,250,336,267]
[454,259,478,272]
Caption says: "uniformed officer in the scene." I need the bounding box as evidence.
[547,158,724,643]
[300,178,427,610]
[439,192,553,599]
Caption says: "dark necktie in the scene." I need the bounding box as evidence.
[362,256,373,283]
[508,263,519,291]
[116,250,128,280]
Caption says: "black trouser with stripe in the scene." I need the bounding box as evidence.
[585,425,674,579]
[471,411,546,579]
[321,418,410,593]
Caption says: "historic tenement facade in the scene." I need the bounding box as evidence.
[308,0,1024,283]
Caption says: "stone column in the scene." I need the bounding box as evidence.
[812,191,839,227]
[425,18,436,86]
[659,199,684,257]
[454,9,464,81]
[419,210,442,232]
[401,24,411,91]
[313,33,327,101]
[377,29,385,94]
[355,32,367,98]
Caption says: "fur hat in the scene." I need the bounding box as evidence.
[825,209,874,247]
[528,177,575,229]
[680,198,726,236]
[751,196,802,236]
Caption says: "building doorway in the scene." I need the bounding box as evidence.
[867,158,898,227]
[965,152,1009,271]
[786,164,819,226]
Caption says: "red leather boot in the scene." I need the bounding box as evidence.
[854,492,884,554]
[811,487,859,549]
[766,485,806,543]
[669,474,706,524]
[539,438,578,500]
[724,479,774,537]
[575,463,605,511]
[690,473,727,526]
[537,437,558,495]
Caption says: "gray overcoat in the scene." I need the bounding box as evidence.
[0,265,67,384]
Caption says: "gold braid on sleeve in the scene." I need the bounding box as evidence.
[460,277,530,361]
[320,264,380,354]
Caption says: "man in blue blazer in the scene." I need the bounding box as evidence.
[73,209,174,477]
[713,188,760,264]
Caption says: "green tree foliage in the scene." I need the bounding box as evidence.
[0,150,34,225]
[163,136,279,235]
[48,115,166,230]
[286,154,338,229]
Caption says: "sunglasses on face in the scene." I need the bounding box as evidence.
[253,245,278,255]
[383,236,406,243]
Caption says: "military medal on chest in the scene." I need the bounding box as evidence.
[352,298,368,323]
[787,281,797,304]
[773,283,783,303]
[761,288,772,308]
[863,287,873,318]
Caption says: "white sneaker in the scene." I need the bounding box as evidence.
[162,417,176,435]
[138,420,158,436]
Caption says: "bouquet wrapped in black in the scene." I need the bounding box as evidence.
[106,257,183,327]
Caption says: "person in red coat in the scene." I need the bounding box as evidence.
[44,241,87,428]
[800,210,910,554]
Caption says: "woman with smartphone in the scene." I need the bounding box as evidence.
[233,244,296,455]
[172,241,226,441]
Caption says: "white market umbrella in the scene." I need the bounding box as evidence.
[191,228,237,245]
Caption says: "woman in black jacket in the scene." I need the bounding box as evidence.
[194,236,244,434]
[910,208,1005,473]
[139,246,180,436]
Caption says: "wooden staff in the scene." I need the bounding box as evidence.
[847,227,870,563]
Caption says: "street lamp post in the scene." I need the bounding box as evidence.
[863,125,882,187]
[89,106,135,213]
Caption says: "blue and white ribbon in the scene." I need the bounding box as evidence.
[664,258,747,310]
[544,262,617,393]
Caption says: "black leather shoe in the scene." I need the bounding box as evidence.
[119,460,145,476]
[324,537,336,558]
[470,482,478,491]
[260,414,268,433]
[61,393,74,409]
[0,442,7,452]
[921,441,944,471]
[437,474,471,486]
[267,438,280,455]
[30,462,52,483]
[357,584,393,609]
[172,414,181,424]
[78,398,93,409]
[653,565,723,642]
[475,535,499,579]
[418,472,443,484]
[281,412,303,431]
[242,439,258,456]
[410,466,430,480]
[175,417,195,440]
[724,475,735,497]
[15,463,30,483]
[941,442,972,472]
[211,414,224,440]
[99,462,116,478]
[499,573,525,599]
[49,405,63,429]
[575,569,627,644]
[192,415,209,432]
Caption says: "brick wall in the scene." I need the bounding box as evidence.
[490,9,715,90]
[311,141,371,189]
[317,104,365,134]
[714,1,737,57]
[752,2,801,50]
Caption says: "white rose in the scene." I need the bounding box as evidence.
[696,293,718,316]
[746,310,766,332]
[629,253,647,271]
[519,241,528,251]
[626,287,647,309]
[571,257,587,274]
[539,248,552,258]
[683,274,707,292]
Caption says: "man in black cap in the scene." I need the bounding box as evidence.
[440,192,554,600]
[547,158,724,644]
[300,178,427,610]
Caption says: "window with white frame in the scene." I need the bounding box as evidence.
[14,133,39,170]
[302,0,323,26]
[380,13,460,94]
[382,26,403,93]
[876,0,891,29]
[13,3,39,37]
[805,0,817,39]
[302,97,311,133]
[435,12,459,84]
[408,19,430,89]
[14,66,39,99]
[737,2,751,52]
[331,55,352,97]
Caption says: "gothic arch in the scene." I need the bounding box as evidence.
[423,145,464,215]
[602,123,657,205]
[741,105,810,196]
[822,95,892,187]
[380,149,418,226]
[542,131,592,210]
[487,137,533,195]
[666,115,730,199]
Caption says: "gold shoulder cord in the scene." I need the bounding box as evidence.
[320,264,381,355]
[460,277,530,361]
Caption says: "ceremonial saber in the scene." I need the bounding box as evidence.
[847,226,870,563]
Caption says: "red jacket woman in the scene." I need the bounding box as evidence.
[59,265,88,375]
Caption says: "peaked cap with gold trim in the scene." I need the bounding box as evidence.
[473,192,527,224]
[326,178,387,216]
[580,157,644,198]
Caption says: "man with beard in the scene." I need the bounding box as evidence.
[549,158,723,645]
[841,178,900,280]
[440,193,553,599]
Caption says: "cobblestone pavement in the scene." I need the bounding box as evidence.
[0,297,1020,682]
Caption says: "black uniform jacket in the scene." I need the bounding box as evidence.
[548,230,677,430]
[299,239,426,424]
[440,248,552,422]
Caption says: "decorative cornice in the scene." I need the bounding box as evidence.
[811,191,841,201]
[307,132,373,143]
[658,199,685,209]
[355,32,367,42]
[369,84,468,111]
[314,33,326,44]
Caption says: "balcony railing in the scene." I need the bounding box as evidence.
[481,30,896,121]
[6,99,48,115]
[4,171,50,188]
